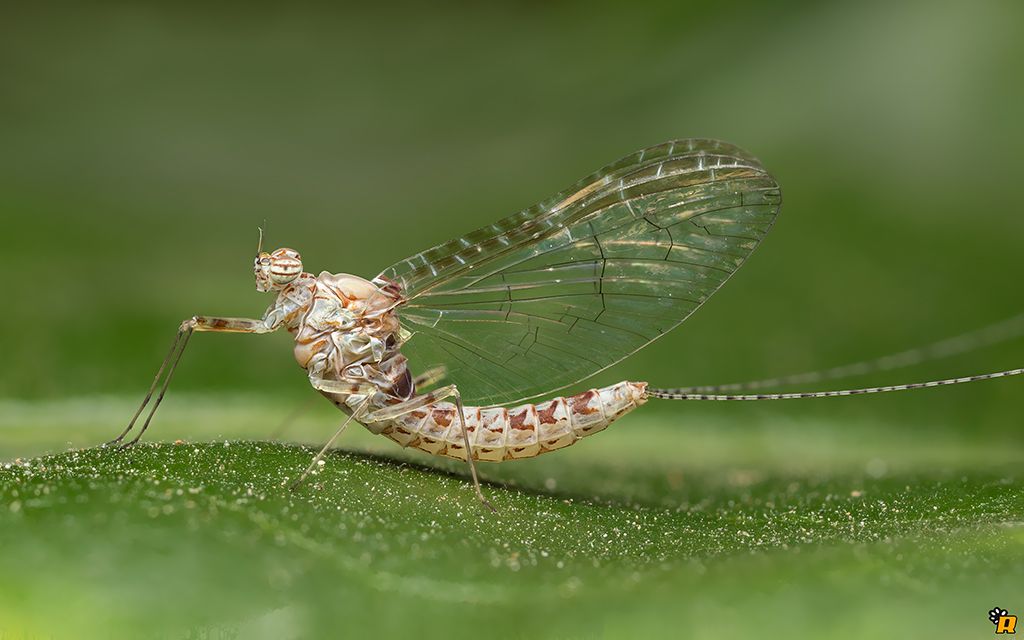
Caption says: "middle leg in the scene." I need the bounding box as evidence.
[289,397,370,491]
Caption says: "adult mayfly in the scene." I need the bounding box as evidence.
[110,139,1023,510]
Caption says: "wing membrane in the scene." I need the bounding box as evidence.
[374,139,781,405]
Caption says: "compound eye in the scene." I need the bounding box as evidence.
[261,258,271,265]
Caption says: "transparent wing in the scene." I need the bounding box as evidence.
[374,139,782,406]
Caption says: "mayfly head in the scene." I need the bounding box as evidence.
[254,247,303,292]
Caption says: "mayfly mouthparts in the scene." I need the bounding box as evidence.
[111,138,1022,510]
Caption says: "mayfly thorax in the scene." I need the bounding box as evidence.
[110,139,1023,510]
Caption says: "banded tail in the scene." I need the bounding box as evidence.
[372,364,1021,462]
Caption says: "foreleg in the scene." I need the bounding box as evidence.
[108,324,192,447]
[111,314,283,447]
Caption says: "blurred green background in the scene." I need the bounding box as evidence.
[2,2,1023,638]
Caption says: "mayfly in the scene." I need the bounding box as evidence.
[110,139,1023,510]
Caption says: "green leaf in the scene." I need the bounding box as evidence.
[1,398,1021,638]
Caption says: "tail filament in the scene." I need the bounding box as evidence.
[649,367,1024,401]
[674,312,1024,395]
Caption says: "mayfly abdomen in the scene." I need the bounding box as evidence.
[378,381,648,462]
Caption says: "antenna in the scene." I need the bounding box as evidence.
[257,226,264,255]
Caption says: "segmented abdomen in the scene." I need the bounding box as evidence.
[376,381,648,461]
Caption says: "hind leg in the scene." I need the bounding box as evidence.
[412,365,447,390]
[363,386,495,512]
